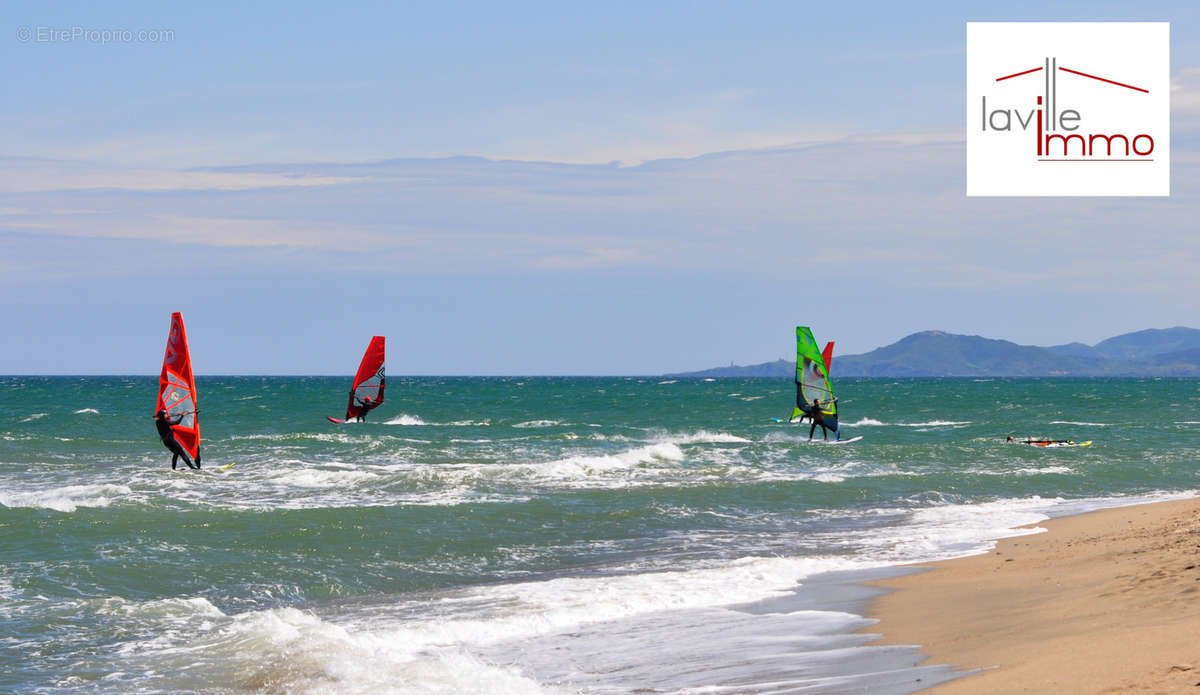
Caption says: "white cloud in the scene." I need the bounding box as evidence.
[1171,67,1200,120]
[0,158,357,193]
[3,129,1199,303]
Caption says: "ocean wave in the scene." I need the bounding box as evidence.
[265,468,381,490]
[383,415,490,427]
[229,432,365,444]
[843,418,969,427]
[1049,421,1111,427]
[512,420,564,428]
[127,552,889,695]
[73,408,100,415]
[0,483,132,513]
[529,442,686,480]
[674,430,751,444]
[657,380,678,385]
[95,596,226,620]
[844,417,886,426]
[149,605,552,695]
[384,414,429,426]
[20,413,48,422]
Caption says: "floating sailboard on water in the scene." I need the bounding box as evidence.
[1014,439,1093,448]
[328,336,385,423]
[789,326,839,432]
[158,312,200,464]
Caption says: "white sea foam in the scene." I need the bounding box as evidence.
[844,417,886,426]
[96,596,226,621]
[385,414,429,425]
[170,606,558,695]
[811,472,847,483]
[512,420,563,428]
[1016,466,1074,475]
[842,417,969,427]
[0,483,132,513]
[851,498,1055,562]
[98,495,1192,694]
[657,380,678,385]
[1050,421,1111,427]
[73,408,99,414]
[20,413,47,422]
[667,430,751,444]
[229,432,366,444]
[267,468,381,490]
[158,508,1067,695]
[526,442,686,481]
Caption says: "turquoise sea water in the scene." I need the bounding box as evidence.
[2,376,1198,693]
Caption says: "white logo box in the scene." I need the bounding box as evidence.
[967,22,1169,196]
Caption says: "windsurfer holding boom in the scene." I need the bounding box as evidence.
[353,395,380,422]
[155,408,199,469]
[805,398,838,441]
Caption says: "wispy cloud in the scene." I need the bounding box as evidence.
[0,158,357,193]
[3,122,1198,303]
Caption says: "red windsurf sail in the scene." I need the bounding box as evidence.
[822,341,835,372]
[344,336,386,420]
[158,312,200,460]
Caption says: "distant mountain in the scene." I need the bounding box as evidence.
[1045,342,1103,359]
[1091,327,1200,361]
[668,328,1200,377]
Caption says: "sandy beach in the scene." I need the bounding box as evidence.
[867,497,1200,693]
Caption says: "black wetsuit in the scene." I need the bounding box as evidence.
[156,413,198,469]
[802,399,839,441]
[355,396,381,422]
[802,403,827,440]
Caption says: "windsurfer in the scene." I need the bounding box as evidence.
[354,395,379,422]
[804,398,838,441]
[154,408,199,470]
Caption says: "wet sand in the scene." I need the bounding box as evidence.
[866,497,1200,693]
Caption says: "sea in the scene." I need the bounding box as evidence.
[2,376,1198,694]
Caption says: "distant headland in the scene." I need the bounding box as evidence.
[668,327,1200,377]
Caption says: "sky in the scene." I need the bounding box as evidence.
[2,1,1199,374]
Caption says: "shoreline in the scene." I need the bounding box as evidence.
[865,496,1200,693]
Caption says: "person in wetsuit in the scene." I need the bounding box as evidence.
[353,395,379,422]
[805,397,838,441]
[155,408,199,469]
[790,393,839,441]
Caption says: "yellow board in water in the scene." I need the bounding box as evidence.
[219,462,237,470]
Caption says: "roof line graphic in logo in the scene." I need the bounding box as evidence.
[980,57,1155,162]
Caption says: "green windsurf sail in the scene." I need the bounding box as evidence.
[790,326,838,427]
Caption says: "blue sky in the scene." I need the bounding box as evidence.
[2,2,1199,374]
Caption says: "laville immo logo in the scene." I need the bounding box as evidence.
[967,23,1169,196]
